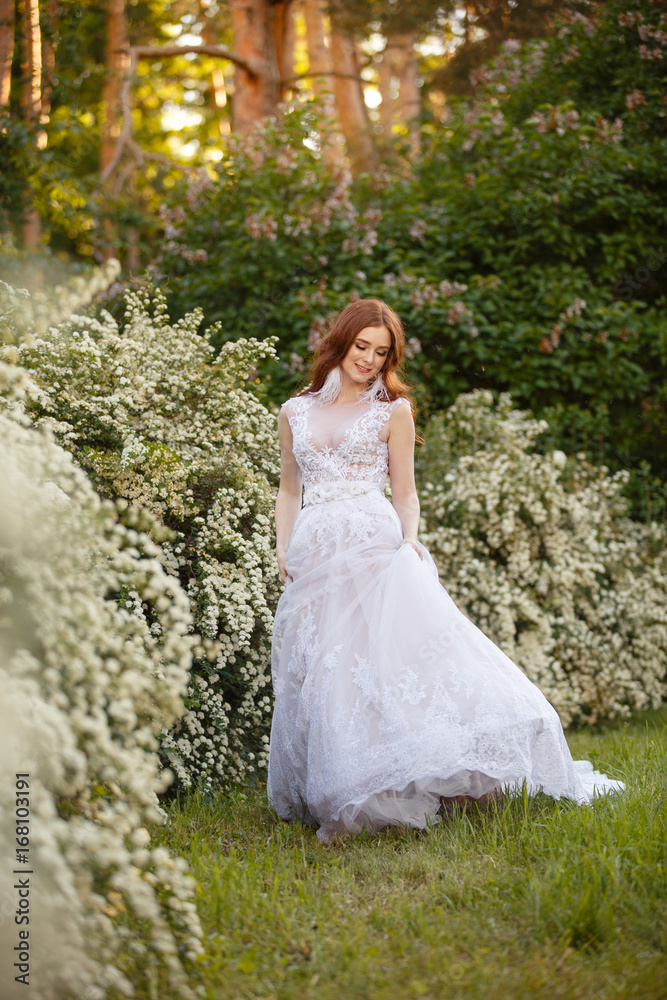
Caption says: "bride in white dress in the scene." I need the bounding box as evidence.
[267,298,623,843]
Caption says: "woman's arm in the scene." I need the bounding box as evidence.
[387,402,422,558]
[275,407,303,583]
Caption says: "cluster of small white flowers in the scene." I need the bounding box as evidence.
[1,261,121,336]
[4,278,282,791]
[418,390,667,727]
[0,368,203,998]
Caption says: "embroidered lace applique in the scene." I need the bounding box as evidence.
[283,394,409,502]
[288,607,317,680]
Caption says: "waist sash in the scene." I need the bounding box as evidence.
[302,480,384,507]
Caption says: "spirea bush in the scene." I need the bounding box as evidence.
[0,365,203,999]
[3,278,281,790]
[418,391,667,727]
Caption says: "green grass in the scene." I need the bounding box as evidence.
[146,708,667,1000]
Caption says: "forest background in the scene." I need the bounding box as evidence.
[2,0,667,509]
[2,2,667,997]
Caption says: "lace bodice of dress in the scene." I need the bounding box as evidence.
[282,394,409,505]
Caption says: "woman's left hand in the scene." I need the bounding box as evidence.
[399,538,423,560]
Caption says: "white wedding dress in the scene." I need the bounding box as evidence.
[267,392,624,842]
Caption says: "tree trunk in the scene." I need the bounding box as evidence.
[303,0,341,164]
[41,0,60,118]
[229,0,280,133]
[102,0,129,175]
[392,30,420,154]
[378,41,393,138]
[0,0,14,108]
[20,0,41,118]
[101,0,130,258]
[329,12,376,174]
[201,3,229,133]
[273,0,295,100]
[304,0,329,95]
[20,0,42,248]
[126,225,139,272]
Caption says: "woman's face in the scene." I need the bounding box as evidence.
[341,325,392,388]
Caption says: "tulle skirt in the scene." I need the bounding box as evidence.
[267,492,623,842]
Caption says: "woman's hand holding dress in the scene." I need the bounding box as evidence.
[387,402,423,560]
[275,408,302,584]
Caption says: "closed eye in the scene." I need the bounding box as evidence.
[356,343,388,356]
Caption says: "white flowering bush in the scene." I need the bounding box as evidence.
[418,391,667,727]
[0,365,203,999]
[2,277,281,789]
[0,258,123,338]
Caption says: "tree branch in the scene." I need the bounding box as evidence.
[281,69,364,85]
[127,137,208,175]
[100,49,136,184]
[129,44,257,77]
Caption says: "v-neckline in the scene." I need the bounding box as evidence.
[304,396,372,457]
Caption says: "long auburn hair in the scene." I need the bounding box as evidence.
[302,299,414,409]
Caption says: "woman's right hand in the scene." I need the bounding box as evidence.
[277,550,293,585]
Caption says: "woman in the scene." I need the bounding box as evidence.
[267,298,623,843]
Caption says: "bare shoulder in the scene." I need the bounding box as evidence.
[278,402,295,440]
[279,396,300,421]
[387,397,414,439]
[388,397,414,422]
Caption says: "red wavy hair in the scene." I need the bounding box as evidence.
[302,299,415,410]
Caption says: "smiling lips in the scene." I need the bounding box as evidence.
[355,364,372,374]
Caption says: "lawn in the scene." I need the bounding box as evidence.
[147,707,667,1000]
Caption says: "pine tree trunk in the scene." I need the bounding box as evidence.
[0,0,14,108]
[304,0,329,97]
[20,0,42,248]
[201,3,229,130]
[393,30,420,154]
[273,0,295,100]
[101,0,130,259]
[329,13,376,174]
[20,0,40,118]
[378,41,394,138]
[304,0,341,165]
[230,0,280,133]
[41,0,60,118]
[126,225,139,271]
